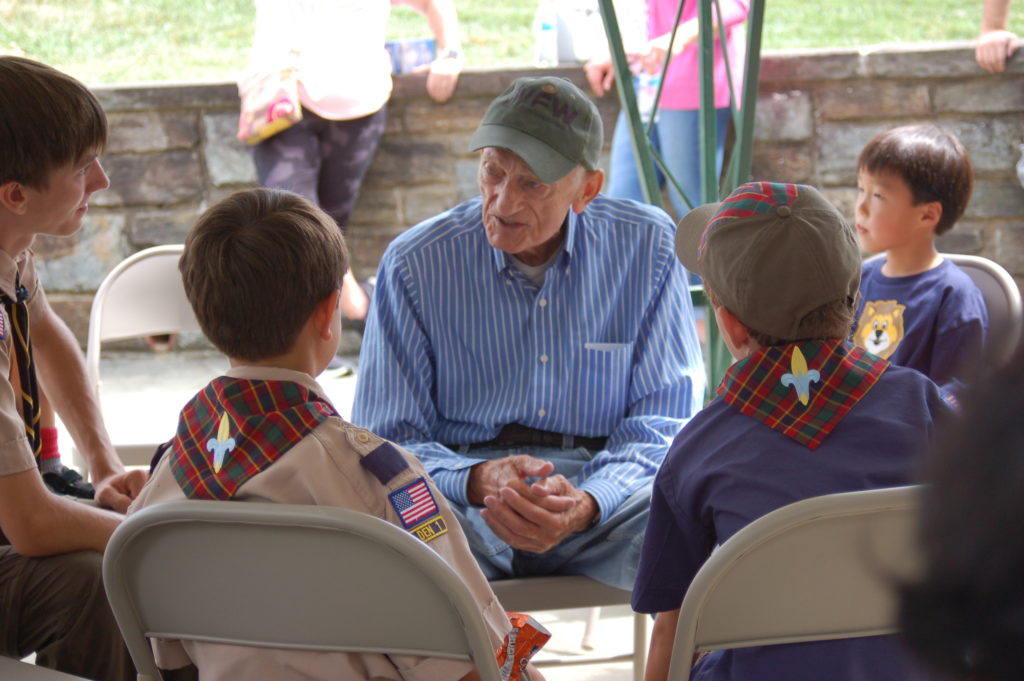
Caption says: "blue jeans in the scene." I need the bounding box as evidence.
[606,107,732,218]
[446,446,652,592]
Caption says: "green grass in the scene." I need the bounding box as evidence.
[0,0,996,85]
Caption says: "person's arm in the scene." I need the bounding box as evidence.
[645,608,681,681]
[0,467,122,555]
[977,0,1019,72]
[643,0,749,72]
[393,0,463,102]
[351,249,483,506]
[573,256,706,525]
[30,297,147,511]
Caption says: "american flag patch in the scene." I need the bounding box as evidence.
[389,478,440,529]
[0,308,6,341]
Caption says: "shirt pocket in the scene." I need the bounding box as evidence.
[572,341,635,432]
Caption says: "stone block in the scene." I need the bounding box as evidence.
[345,225,409,275]
[370,139,453,184]
[815,81,930,121]
[402,98,493,135]
[816,121,903,185]
[400,185,459,225]
[934,78,1024,114]
[819,186,858,224]
[95,81,239,112]
[106,111,199,154]
[203,112,258,186]
[966,180,1024,219]
[936,226,984,254]
[93,150,204,207]
[455,159,481,202]
[760,48,863,83]
[865,42,979,79]
[941,116,1024,176]
[995,223,1024,276]
[130,209,201,247]
[47,293,93,348]
[754,90,813,143]
[34,212,129,292]
[750,145,813,184]
[350,187,402,227]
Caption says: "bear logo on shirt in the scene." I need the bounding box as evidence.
[854,300,906,359]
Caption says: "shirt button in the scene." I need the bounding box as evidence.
[356,431,370,443]
[539,354,549,363]
[537,409,547,417]
[538,298,548,307]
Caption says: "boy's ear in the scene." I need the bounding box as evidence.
[714,305,754,360]
[919,200,942,231]
[0,182,29,215]
[312,289,342,340]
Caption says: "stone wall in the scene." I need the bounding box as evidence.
[36,41,1024,345]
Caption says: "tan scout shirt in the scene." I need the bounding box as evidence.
[0,250,46,477]
[129,365,511,681]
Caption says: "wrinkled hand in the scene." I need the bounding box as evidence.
[976,30,1019,72]
[95,468,148,513]
[414,54,462,103]
[471,457,599,553]
[583,58,616,97]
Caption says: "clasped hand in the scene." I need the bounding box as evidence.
[468,455,597,554]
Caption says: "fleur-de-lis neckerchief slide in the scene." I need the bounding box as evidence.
[718,339,888,449]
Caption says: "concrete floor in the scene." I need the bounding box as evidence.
[56,349,643,681]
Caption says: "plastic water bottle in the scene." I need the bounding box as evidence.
[534,0,559,67]
[635,72,661,124]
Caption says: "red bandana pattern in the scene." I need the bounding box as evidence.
[718,339,888,450]
[169,377,336,500]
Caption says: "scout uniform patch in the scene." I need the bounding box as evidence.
[0,307,7,342]
[169,377,336,500]
[719,339,888,450]
[354,433,448,543]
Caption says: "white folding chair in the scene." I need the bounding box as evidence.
[73,245,213,470]
[667,485,920,681]
[943,253,1022,365]
[102,501,503,681]
[491,576,647,681]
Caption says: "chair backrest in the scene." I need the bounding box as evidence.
[103,499,503,679]
[943,253,1022,366]
[103,501,503,681]
[667,486,920,681]
[85,245,201,394]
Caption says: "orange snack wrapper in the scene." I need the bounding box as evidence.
[496,612,551,681]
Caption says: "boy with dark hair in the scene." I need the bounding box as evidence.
[130,188,517,681]
[852,123,987,395]
[633,181,949,681]
[0,55,142,680]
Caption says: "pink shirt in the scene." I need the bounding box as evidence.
[647,0,749,110]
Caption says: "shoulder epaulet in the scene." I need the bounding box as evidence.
[346,426,410,484]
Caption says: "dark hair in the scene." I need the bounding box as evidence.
[899,347,1024,681]
[179,188,349,362]
[704,284,857,346]
[0,56,107,188]
[858,123,973,235]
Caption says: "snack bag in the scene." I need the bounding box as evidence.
[496,612,551,681]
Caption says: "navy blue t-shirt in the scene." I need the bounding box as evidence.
[853,258,987,394]
[633,362,948,681]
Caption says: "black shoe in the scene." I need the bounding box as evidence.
[42,465,96,500]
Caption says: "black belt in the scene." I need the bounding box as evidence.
[452,423,608,452]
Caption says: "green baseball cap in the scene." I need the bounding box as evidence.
[676,181,862,340]
[468,76,603,184]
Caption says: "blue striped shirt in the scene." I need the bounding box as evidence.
[352,194,705,524]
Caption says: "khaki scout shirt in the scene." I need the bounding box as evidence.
[129,365,511,681]
[0,250,46,477]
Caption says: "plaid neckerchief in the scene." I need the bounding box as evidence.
[718,339,888,450]
[170,377,336,500]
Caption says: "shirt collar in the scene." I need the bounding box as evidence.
[718,339,889,450]
[0,250,27,301]
[489,210,578,273]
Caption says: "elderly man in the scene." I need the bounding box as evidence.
[352,76,704,590]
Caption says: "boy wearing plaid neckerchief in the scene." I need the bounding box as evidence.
[129,188,521,681]
[633,182,950,681]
